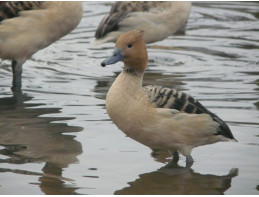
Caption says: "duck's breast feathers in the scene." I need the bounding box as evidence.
[144,85,236,141]
[0,1,42,22]
[95,1,176,39]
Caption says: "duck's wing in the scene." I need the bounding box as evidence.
[0,1,42,22]
[95,1,166,39]
[144,85,236,140]
[95,2,125,39]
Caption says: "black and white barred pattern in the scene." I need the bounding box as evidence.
[144,85,236,140]
[145,85,205,113]
[0,1,42,22]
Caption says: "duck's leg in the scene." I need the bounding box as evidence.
[165,150,180,168]
[185,155,194,168]
[168,150,179,163]
[11,60,23,91]
[172,150,179,162]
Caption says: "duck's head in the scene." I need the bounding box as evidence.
[101,29,148,74]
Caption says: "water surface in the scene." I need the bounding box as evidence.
[0,1,258,195]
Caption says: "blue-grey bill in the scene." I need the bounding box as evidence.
[101,48,124,67]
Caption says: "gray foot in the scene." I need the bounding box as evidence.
[11,60,23,91]
[185,155,194,168]
[172,150,179,162]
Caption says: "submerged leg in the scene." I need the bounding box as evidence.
[11,60,23,91]
[172,150,179,162]
[168,150,179,163]
[165,150,180,168]
[185,155,194,168]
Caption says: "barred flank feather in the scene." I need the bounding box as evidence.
[0,1,42,22]
[144,85,236,141]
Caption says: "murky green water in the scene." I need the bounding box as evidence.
[0,1,258,195]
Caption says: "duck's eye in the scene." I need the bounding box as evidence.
[128,44,133,48]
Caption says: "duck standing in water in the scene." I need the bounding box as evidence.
[94,1,191,44]
[101,30,236,167]
[0,1,83,90]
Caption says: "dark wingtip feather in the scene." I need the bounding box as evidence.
[190,99,236,141]
[213,115,237,141]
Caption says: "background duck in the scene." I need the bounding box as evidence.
[101,30,236,167]
[0,1,83,90]
[94,1,191,45]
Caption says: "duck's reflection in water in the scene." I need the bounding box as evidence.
[115,150,238,195]
[39,163,80,195]
[0,90,83,195]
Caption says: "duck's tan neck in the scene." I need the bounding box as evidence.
[123,63,145,77]
[112,67,144,93]
[106,68,143,105]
